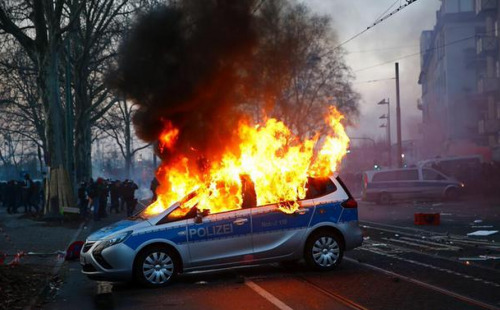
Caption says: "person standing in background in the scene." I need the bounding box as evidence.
[150,177,159,202]
[110,180,121,214]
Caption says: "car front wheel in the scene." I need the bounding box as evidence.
[444,187,459,201]
[305,231,344,271]
[134,246,178,287]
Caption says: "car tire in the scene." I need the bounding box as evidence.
[377,192,391,205]
[134,245,178,287]
[444,188,459,201]
[304,231,344,271]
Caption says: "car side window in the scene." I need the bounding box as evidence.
[304,177,337,199]
[373,170,418,182]
[372,171,396,182]
[423,169,446,181]
[398,169,418,180]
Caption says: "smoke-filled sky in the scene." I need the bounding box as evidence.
[305,0,441,142]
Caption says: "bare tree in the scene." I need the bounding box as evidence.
[97,99,151,178]
[0,44,46,167]
[247,0,359,137]
[0,1,84,213]
[0,1,156,212]
[68,0,147,184]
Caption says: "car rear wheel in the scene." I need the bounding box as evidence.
[377,192,391,205]
[305,232,343,271]
[134,246,177,287]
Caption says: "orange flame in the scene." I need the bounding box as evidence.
[159,122,179,153]
[144,107,349,217]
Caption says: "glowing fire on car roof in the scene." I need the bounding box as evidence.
[144,106,349,217]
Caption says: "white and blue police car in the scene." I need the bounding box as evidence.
[80,175,363,287]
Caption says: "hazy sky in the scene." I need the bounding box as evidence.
[305,0,441,143]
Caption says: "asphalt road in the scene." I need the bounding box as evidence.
[43,198,500,310]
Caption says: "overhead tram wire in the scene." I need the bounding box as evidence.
[373,0,401,22]
[334,0,420,50]
[353,28,498,73]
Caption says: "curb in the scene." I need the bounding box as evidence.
[24,221,87,310]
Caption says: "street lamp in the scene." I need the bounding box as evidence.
[377,99,391,167]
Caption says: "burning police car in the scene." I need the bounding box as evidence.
[81,175,362,287]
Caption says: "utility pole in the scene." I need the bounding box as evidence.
[377,98,391,167]
[395,62,403,168]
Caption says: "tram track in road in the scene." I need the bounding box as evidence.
[252,257,499,310]
[243,266,369,310]
[360,220,500,272]
[294,276,369,310]
[349,220,500,309]
[344,257,500,310]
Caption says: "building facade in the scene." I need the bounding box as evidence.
[418,0,500,161]
[476,0,500,160]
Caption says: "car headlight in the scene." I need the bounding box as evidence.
[94,231,132,253]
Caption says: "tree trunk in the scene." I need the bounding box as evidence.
[38,45,75,215]
[74,114,92,184]
[74,71,92,185]
[125,114,132,179]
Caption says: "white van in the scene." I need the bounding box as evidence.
[417,155,483,188]
[362,167,463,204]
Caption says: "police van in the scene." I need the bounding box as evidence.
[362,167,463,204]
[80,175,363,287]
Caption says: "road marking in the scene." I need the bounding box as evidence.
[245,280,294,310]
[346,257,500,310]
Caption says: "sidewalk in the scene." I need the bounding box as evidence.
[0,207,126,310]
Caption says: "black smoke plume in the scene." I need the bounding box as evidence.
[108,0,257,164]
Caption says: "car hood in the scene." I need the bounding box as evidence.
[87,219,152,242]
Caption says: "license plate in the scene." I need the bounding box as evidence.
[80,255,87,265]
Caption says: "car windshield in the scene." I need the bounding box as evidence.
[137,189,200,220]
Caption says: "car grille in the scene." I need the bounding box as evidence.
[82,264,97,272]
[92,243,113,269]
[82,242,95,253]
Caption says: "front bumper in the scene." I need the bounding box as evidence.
[80,241,136,281]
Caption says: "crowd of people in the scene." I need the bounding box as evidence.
[0,174,43,215]
[78,178,141,221]
[0,174,156,221]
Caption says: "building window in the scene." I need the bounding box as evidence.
[459,0,473,12]
[445,0,474,13]
[445,0,459,13]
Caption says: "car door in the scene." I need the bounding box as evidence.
[251,199,314,260]
[187,207,253,268]
[421,168,449,198]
